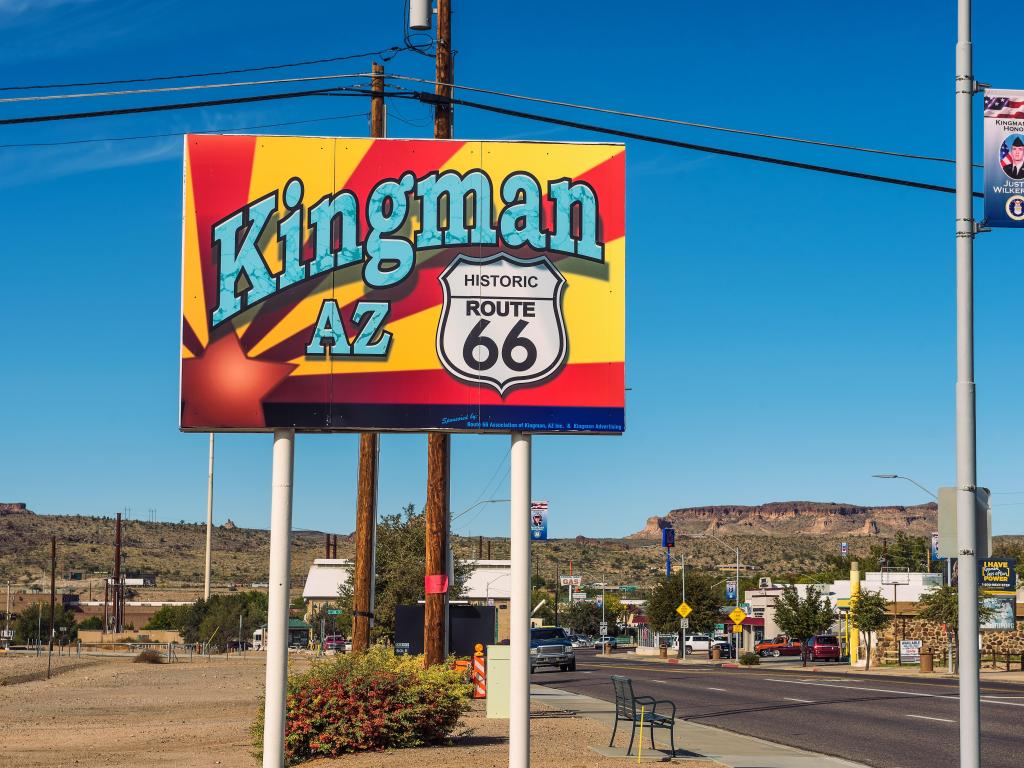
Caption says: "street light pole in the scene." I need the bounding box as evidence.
[684,532,741,657]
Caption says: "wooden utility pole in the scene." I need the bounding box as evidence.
[351,63,386,654]
[113,512,122,633]
[46,535,55,679]
[424,0,453,668]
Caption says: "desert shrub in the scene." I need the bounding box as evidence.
[738,651,760,666]
[252,645,471,764]
[133,649,164,664]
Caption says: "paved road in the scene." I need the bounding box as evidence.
[532,651,1023,768]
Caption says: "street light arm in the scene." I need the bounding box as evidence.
[451,498,511,522]
[871,474,938,500]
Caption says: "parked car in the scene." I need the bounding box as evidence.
[805,634,841,662]
[323,635,348,652]
[570,635,594,648]
[683,634,729,655]
[595,635,618,649]
[754,635,802,657]
[530,626,576,673]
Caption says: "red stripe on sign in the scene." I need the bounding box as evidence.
[576,150,625,244]
[264,362,625,407]
[187,135,258,327]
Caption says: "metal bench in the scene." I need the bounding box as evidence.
[609,674,677,756]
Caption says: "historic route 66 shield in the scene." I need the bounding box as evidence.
[437,252,567,395]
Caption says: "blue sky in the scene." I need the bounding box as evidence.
[1,1,1021,539]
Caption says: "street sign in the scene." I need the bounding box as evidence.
[599,621,608,635]
[732,624,743,633]
[679,618,689,629]
[621,585,636,593]
[326,609,342,616]
[728,607,747,625]
[675,601,692,618]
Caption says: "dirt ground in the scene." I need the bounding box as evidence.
[0,651,720,768]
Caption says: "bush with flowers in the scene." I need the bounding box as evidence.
[251,644,472,764]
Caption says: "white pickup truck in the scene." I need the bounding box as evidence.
[683,634,730,654]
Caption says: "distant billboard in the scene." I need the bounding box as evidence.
[179,135,625,433]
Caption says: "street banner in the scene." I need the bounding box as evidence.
[984,90,1024,226]
[661,528,675,548]
[930,532,940,562]
[978,558,1017,593]
[530,501,548,541]
[841,541,848,557]
[725,580,737,601]
[180,135,625,433]
[899,639,922,664]
[980,593,1017,631]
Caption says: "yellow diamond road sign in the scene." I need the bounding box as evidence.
[728,607,747,625]
[675,601,692,618]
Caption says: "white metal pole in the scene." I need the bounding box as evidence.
[510,432,531,768]
[204,433,215,601]
[262,429,295,768]
[955,1,980,766]
[680,553,686,661]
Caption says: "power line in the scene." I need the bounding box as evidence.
[0,112,368,149]
[0,72,374,104]
[385,74,983,169]
[0,85,377,126]
[400,91,984,199]
[0,46,411,93]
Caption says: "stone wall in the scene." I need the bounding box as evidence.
[871,617,1024,664]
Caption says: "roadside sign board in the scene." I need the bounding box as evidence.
[732,624,743,634]
[326,609,342,616]
[560,576,582,587]
[938,487,991,558]
[679,618,689,629]
[599,621,608,635]
[530,501,548,541]
[661,528,675,548]
[728,607,747,625]
[675,601,692,618]
[899,639,922,664]
[978,558,1017,592]
[983,89,1024,227]
[980,593,1017,630]
[180,135,625,434]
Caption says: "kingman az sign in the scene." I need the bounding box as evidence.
[180,135,625,434]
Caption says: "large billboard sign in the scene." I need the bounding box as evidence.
[180,136,625,433]
[983,90,1024,226]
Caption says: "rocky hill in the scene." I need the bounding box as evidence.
[631,501,937,539]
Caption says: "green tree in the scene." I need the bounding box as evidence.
[772,584,835,667]
[13,603,78,645]
[77,616,103,631]
[646,570,719,634]
[565,601,602,636]
[849,590,891,671]
[143,592,267,649]
[916,585,995,673]
[338,504,470,643]
[868,532,929,572]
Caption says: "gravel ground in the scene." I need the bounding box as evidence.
[0,652,721,768]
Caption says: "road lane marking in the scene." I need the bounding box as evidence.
[763,678,1024,708]
[652,680,667,684]
[706,687,727,692]
[906,714,955,723]
[784,697,815,703]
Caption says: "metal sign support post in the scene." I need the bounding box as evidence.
[510,432,531,768]
[262,429,295,768]
[954,2,981,767]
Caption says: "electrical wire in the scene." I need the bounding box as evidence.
[0,72,374,104]
[401,91,985,199]
[0,85,381,126]
[0,112,368,149]
[385,74,983,169]
[0,46,411,93]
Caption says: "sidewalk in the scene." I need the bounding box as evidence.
[618,650,1024,684]
[531,683,871,768]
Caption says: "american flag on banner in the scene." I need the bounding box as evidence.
[531,501,548,513]
[984,95,1024,119]
[1001,141,1015,170]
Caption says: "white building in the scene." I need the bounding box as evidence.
[302,558,353,612]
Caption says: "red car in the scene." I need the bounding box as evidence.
[323,635,349,652]
[754,635,802,657]
[805,634,841,661]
